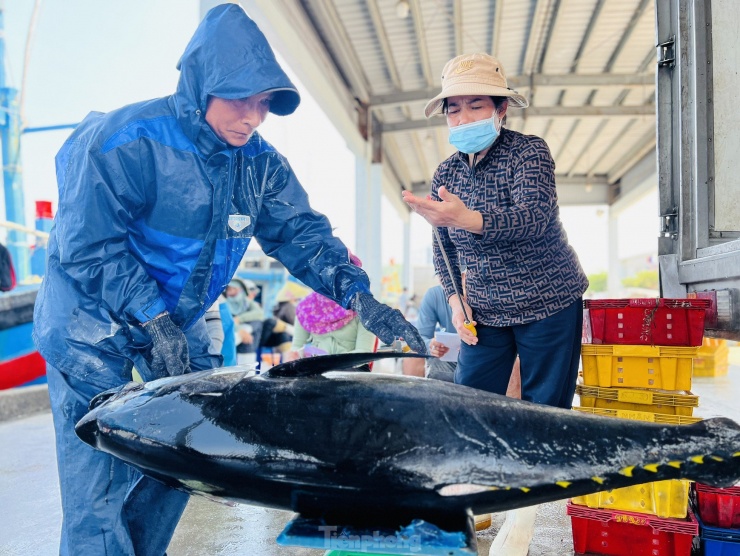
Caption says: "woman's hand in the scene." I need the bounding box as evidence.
[428,339,450,358]
[281,350,300,362]
[449,296,478,346]
[401,187,483,233]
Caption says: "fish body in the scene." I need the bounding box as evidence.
[76,352,740,524]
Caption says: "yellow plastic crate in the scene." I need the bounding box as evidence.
[693,344,730,377]
[580,344,698,390]
[573,405,702,424]
[570,479,690,519]
[700,338,728,351]
[576,384,698,417]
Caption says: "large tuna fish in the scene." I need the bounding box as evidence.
[76,352,740,536]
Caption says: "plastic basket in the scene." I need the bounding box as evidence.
[584,298,710,346]
[580,344,699,390]
[573,406,702,425]
[695,508,740,556]
[571,479,690,519]
[576,384,698,417]
[695,483,740,529]
[693,343,730,377]
[701,338,729,350]
[567,502,697,556]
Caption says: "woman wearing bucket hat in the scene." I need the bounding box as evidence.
[403,53,588,555]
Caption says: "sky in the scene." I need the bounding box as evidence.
[4,1,658,282]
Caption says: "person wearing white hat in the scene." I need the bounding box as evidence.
[403,53,588,555]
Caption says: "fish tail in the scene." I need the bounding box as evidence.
[678,418,740,488]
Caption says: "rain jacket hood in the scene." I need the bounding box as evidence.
[174,4,300,151]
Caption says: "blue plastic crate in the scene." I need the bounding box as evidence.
[696,510,740,555]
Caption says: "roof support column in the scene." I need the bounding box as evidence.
[355,156,382,297]
[403,220,411,297]
[607,208,621,296]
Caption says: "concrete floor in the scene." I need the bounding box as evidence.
[2,349,739,556]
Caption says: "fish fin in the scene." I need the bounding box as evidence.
[89,382,143,410]
[264,351,428,378]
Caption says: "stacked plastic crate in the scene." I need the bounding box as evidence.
[567,298,710,556]
[691,333,735,553]
[693,483,740,554]
[693,338,730,378]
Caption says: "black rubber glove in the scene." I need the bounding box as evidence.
[351,292,427,354]
[143,312,189,379]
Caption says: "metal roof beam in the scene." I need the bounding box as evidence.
[570,0,606,73]
[491,0,503,57]
[453,0,463,56]
[553,119,582,164]
[606,127,656,184]
[408,0,434,86]
[584,119,636,176]
[310,0,371,101]
[522,0,549,76]
[556,175,609,186]
[368,73,654,108]
[566,119,610,176]
[604,0,652,72]
[366,0,401,89]
[381,136,411,191]
[535,0,562,74]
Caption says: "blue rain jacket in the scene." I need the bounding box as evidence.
[33,4,370,389]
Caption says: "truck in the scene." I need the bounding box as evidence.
[656,0,740,339]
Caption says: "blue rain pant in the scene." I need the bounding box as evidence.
[47,364,189,556]
[455,299,583,408]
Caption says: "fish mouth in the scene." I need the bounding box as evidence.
[76,382,146,447]
[74,411,100,447]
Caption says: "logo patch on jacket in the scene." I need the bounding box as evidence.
[228,214,251,232]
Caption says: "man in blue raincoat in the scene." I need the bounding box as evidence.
[33,4,425,555]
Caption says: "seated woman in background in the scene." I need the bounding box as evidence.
[225,278,264,365]
[286,254,377,360]
[258,287,298,357]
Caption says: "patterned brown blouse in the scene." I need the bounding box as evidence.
[432,128,588,327]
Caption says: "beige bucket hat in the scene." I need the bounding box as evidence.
[424,53,529,118]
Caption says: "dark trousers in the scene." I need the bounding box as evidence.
[47,364,189,555]
[455,299,582,409]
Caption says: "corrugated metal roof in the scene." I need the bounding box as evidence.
[289,0,657,204]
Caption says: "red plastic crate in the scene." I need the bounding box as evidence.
[584,298,710,346]
[567,501,697,556]
[696,483,740,529]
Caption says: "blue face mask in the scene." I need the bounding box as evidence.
[448,114,501,154]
